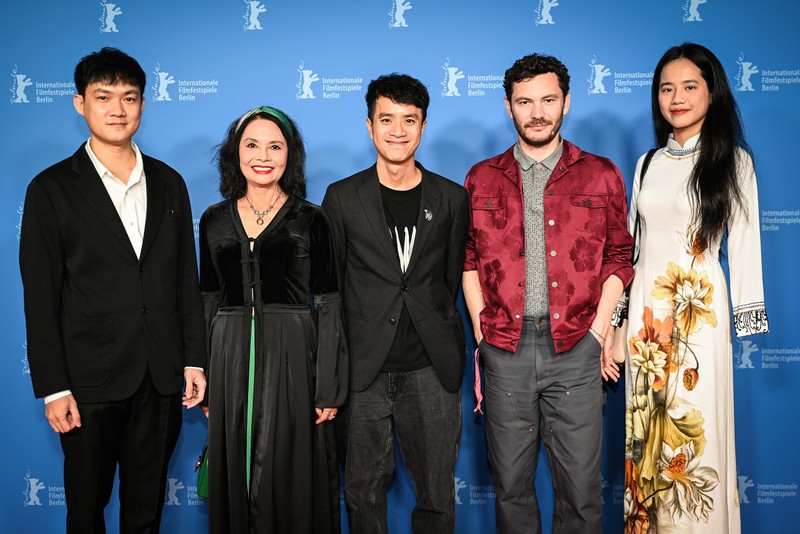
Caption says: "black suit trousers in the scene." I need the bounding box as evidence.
[59,371,182,534]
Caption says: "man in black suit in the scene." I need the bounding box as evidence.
[322,74,469,533]
[19,47,206,533]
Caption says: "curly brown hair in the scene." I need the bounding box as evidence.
[503,53,571,100]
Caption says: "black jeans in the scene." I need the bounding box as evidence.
[344,365,461,534]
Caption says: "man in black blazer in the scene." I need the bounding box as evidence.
[19,48,206,533]
[322,74,469,533]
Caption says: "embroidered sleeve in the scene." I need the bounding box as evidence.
[733,302,769,337]
[727,152,769,338]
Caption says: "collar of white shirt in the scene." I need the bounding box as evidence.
[84,138,145,187]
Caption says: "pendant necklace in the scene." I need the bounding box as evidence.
[246,189,282,225]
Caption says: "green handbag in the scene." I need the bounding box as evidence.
[195,438,209,499]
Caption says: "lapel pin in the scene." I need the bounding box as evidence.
[424,209,433,221]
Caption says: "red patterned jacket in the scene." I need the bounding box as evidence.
[464,141,634,353]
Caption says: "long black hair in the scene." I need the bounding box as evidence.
[215,107,306,200]
[651,42,751,246]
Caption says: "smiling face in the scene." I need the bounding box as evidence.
[505,72,570,158]
[238,117,288,191]
[366,96,426,168]
[657,58,711,145]
[73,82,143,149]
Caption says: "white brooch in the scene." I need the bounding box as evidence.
[424,209,433,221]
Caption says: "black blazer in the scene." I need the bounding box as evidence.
[322,163,469,392]
[19,144,205,403]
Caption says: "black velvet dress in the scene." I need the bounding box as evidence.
[199,198,348,534]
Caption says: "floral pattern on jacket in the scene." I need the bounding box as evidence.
[464,141,634,352]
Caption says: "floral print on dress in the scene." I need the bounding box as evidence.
[624,141,768,533]
[624,459,651,534]
[652,262,717,337]
[678,227,708,264]
[625,254,721,532]
[658,441,720,524]
[629,307,674,392]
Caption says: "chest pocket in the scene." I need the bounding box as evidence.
[471,195,507,211]
[471,195,508,231]
[569,194,608,208]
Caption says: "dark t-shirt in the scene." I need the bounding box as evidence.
[380,182,431,372]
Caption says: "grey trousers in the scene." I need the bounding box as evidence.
[482,318,603,534]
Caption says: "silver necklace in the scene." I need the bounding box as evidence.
[246,189,282,225]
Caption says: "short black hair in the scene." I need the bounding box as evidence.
[365,73,430,122]
[74,47,146,97]
[503,53,570,100]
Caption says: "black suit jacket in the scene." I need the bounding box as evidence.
[322,163,469,393]
[19,144,205,403]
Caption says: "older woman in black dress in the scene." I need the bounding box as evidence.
[199,106,348,533]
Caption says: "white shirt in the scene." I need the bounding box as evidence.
[45,141,201,404]
[45,141,147,405]
[86,139,147,257]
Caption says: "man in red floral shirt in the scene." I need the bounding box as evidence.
[462,53,634,533]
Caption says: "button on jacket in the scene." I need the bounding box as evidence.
[464,140,634,353]
[323,163,469,392]
[20,144,205,403]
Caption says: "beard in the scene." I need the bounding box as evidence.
[513,109,564,149]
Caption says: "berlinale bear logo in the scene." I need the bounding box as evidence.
[153,65,176,102]
[536,0,559,25]
[244,1,266,31]
[296,61,319,100]
[683,0,707,22]
[100,1,123,33]
[11,67,33,104]
[588,56,612,95]
[24,471,45,506]
[165,477,184,506]
[736,54,759,93]
[389,0,412,28]
[441,59,465,98]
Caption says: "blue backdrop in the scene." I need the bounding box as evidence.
[2,1,798,532]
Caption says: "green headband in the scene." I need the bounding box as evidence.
[235,105,294,140]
